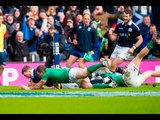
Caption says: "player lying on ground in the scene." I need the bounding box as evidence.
[21,61,109,90]
[21,65,79,90]
[90,29,160,88]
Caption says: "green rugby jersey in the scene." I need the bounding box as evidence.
[102,72,127,87]
[41,68,70,83]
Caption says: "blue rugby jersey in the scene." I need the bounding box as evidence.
[115,20,141,48]
[69,23,98,53]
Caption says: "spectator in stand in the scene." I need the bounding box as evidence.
[65,6,80,26]
[36,8,48,32]
[13,8,21,23]
[64,18,74,51]
[46,6,56,17]
[30,6,39,21]
[75,13,83,25]
[136,15,151,57]
[92,6,123,39]
[57,11,66,29]
[132,6,152,26]
[0,13,7,76]
[148,24,160,60]
[38,25,70,67]
[66,11,98,69]
[108,9,143,73]
[47,15,54,29]
[3,14,17,61]
[21,16,44,62]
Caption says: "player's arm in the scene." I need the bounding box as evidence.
[133,35,143,49]
[128,35,143,54]
[30,80,47,90]
[108,31,118,42]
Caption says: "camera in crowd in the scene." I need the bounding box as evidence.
[37,41,53,57]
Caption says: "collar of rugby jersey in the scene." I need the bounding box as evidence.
[122,20,133,26]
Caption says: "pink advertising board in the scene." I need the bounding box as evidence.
[0,60,160,86]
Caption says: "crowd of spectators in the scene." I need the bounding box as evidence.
[0,6,160,64]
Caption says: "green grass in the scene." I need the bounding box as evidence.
[0,83,160,114]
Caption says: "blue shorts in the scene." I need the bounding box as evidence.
[70,50,85,58]
[0,52,6,65]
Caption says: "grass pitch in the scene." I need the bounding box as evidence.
[0,83,160,114]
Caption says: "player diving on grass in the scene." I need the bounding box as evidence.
[91,26,160,88]
[20,60,109,90]
[21,65,79,89]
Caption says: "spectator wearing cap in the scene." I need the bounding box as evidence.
[66,12,99,68]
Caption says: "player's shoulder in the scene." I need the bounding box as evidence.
[130,21,140,30]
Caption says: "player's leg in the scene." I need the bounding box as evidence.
[66,55,78,68]
[78,58,86,69]
[123,37,157,87]
[0,65,4,76]
[76,60,110,79]
[79,77,92,89]
[141,70,160,82]
[110,45,130,72]
[110,57,124,72]
[131,32,157,68]
[133,70,160,87]
[0,52,6,76]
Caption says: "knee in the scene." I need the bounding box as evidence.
[80,83,92,89]
[78,63,85,69]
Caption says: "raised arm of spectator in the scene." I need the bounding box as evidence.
[107,6,124,19]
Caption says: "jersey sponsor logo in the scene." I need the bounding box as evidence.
[78,26,82,29]
[88,27,91,31]
[128,28,132,32]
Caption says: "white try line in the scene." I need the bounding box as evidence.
[0,91,160,98]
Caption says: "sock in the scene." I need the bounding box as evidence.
[87,63,103,74]
[61,83,79,89]
[91,78,104,84]
[147,40,155,50]
[92,83,111,88]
